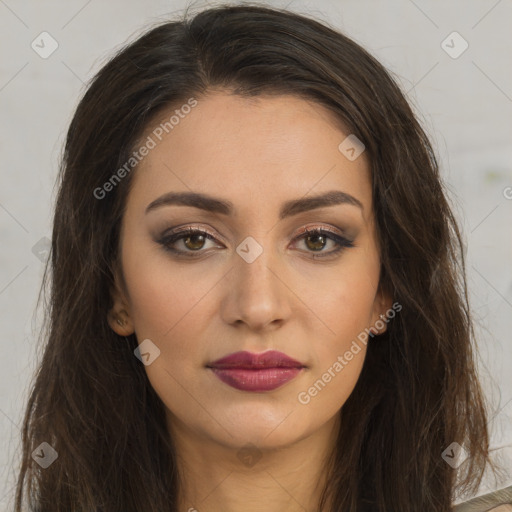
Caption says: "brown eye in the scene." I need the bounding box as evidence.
[293,228,355,259]
[304,232,328,251]
[158,227,222,258]
[183,232,207,251]
[157,226,354,260]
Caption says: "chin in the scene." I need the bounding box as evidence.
[215,412,312,449]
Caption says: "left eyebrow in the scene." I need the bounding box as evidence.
[145,190,364,218]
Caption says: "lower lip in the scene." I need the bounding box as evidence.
[209,367,303,391]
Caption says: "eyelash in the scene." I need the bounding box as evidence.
[157,226,354,260]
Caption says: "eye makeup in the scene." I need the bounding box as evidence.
[155,224,355,260]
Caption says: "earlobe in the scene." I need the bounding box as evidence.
[107,307,134,336]
[371,283,394,336]
[107,266,134,336]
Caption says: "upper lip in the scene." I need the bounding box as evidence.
[207,350,305,369]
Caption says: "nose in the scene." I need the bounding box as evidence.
[219,241,292,332]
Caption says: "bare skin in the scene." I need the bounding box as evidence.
[108,91,392,512]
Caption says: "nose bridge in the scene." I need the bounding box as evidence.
[222,233,290,329]
[237,238,277,290]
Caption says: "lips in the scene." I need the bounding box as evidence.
[207,350,305,392]
[209,350,305,369]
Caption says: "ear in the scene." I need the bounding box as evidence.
[107,265,135,336]
[369,280,395,336]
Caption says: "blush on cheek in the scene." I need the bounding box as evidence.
[323,286,376,339]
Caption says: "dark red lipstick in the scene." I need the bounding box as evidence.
[207,350,305,392]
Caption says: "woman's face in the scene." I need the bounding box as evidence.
[109,91,391,451]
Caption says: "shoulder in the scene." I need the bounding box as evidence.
[452,485,512,512]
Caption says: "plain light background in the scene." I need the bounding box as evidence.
[0,0,511,508]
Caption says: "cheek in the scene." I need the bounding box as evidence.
[123,243,214,341]
[122,248,215,415]
[312,251,380,344]
[298,283,372,414]
[301,252,379,406]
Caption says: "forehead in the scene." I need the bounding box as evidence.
[128,92,373,222]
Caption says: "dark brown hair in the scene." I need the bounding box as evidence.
[14,3,504,511]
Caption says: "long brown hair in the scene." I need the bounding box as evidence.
[14,3,503,511]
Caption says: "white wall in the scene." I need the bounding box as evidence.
[1,0,511,508]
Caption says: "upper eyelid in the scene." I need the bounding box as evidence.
[160,225,224,245]
[159,225,351,251]
[160,223,348,240]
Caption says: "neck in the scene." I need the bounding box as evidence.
[168,413,339,512]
